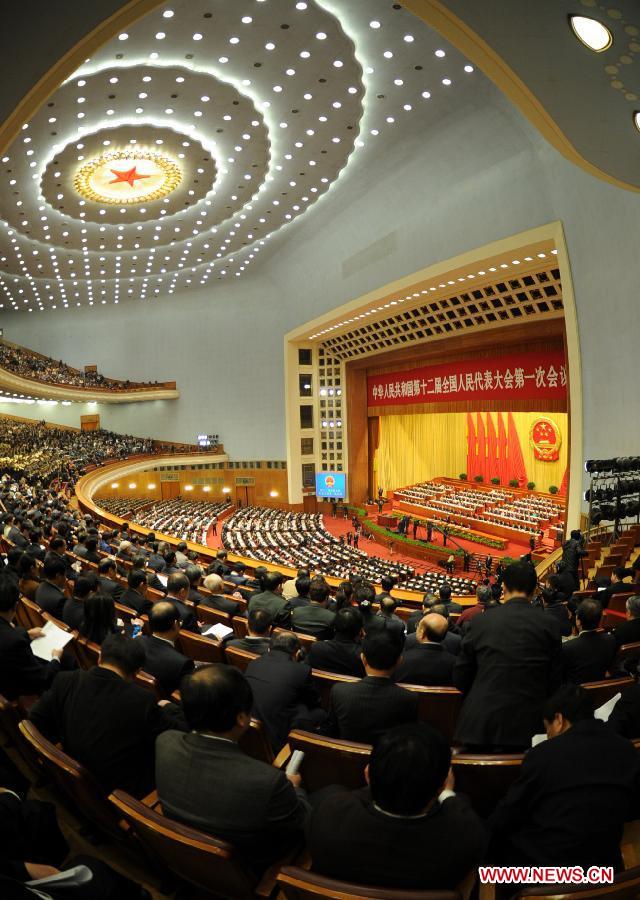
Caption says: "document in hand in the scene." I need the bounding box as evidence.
[30,619,74,660]
[202,622,233,640]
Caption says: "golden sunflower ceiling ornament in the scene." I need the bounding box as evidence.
[74,149,181,205]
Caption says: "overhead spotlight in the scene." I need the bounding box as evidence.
[569,15,612,52]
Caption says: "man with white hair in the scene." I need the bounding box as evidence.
[612,595,640,648]
[201,573,240,616]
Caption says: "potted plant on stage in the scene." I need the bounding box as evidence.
[549,485,559,494]
[490,477,500,485]
[527,481,536,490]
[509,479,519,488]
[474,474,484,483]
[459,472,467,481]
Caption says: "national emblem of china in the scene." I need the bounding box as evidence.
[530,417,561,461]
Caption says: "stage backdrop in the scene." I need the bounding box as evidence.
[375,411,568,493]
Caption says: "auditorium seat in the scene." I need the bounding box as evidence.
[20,596,45,629]
[450,750,524,817]
[311,669,359,709]
[238,718,274,764]
[109,788,297,900]
[19,720,126,840]
[232,616,249,638]
[511,865,640,898]
[273,627,318,653]
[176,629,225,664]
[612,641,640,670]
[285,729,370,792]
[399,684,464,744]
[225,645,260,673]
[196,604,234,630]
[581,676,635,707]
[277,866,463,900]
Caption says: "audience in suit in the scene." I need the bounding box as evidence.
[225,608,272,656]
[0,577,64,700]
[79,594,119,646]
[488,685,640,870]
[156,664,309,868]
[406,601,462,656]
[284,574,311,610]
[608,681,640,738]
[119,569,153,617]
[457,584,491,631]
[137,601,194,695]
[354,581,404,639]
[97,558,124,603]
[244,633,325,750]
[434,582,463,615]
[324,631,418,743]
[561,599,616,683]
[454,561,562,750]
[309,723,486,890]
[291,578,335,639]
[394,613,456,686]
[34,557,67,618]
[30,634,185,798]
[306,607,365,677]
[247,572,289,625]
[200,573,240,616]
[164,572,199,633]
[17,553,39,602]
[62,576,94,632]
[597,566,636,609]
[612,594,640,648]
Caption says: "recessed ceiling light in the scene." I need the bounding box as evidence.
[242,15,252,23]
[316,31,327,40]
[370,20,381,29]
[192,32,203,41]
[435,49,446,58]
[155,31,165,39]
[442,78,452,86]
[118,32,128,41]
[464,64,474,73]
[163,9,174,17]
[569,15,612,52]
[404,34,414,42]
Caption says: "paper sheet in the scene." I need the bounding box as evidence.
[30,620,73,660]
[202,623,233,640]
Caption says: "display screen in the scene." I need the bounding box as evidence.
[315,472,346,498]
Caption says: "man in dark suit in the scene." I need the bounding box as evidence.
[561,599,616,683]
[612,594,640,648]
[137,602,195,696]
[97,558,124,603]
[488,685,640,870]
[369,595,405,639]
[201,573,240,616]
[62,576,93,631]
[406,601,462,656]
[307,607,365,677]
[185,564,206,605]
[309,723,486,890]
[164,572,199,633]
[375,575,396,606]
[291,579,335,639]
[156,664,309,868]
[7,520,28,548]
[284,574,311,610]
[608,681,640,738]
[119,569,153,617]
[147,543,167,573]
[244,633,325,750]
[324,632,418,743]
[436,582,462,614]
[34,557,67,618]
[247,572,289,625]
[225,609,272,656]
[30,634,185,798]
[395,614,456,686]
[0,578,64,700]
[596,566,636,609]
[453,561,562,750]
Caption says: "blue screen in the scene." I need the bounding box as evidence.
[315,472,346,498]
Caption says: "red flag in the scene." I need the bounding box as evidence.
[487,414,499,482]
[559,467,568,497]
[476,413,487,481]
[466,413,476,480]
[507,411,528,487]
[497,413,509,486]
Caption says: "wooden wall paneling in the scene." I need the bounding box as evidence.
[346,367,369,505]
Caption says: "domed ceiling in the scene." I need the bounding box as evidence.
[0,0,478,313]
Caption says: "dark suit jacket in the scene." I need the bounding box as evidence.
[325,676,418,743]
[561,631,617,683]
[405,628,461,656]
[245,650,321,750]
[226,635,270,656]
[0,617,61,700]
[361,611,405,640]
[309,786,486,890]
[395,642,456,686]
[291,604,335,639]
[156,731,308,866]
[7,527,27,548]
[489,719,640,869]
[306,635,365,677]
[597,581,636,609]
[613,617,640,648]
[98,576,124,602]
[199,592,239,617]
[34,581,66,619]
[137,634,195,696]
[453,599,562,748]
[608,683,640,738]
[119,587,152,617]
[62,596,85,631]
[248,590,290,625]
[30,666,185,797]
[166,595,199,633]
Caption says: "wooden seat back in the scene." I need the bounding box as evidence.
[451,750,523,817]
[311,668,359,709]
[582,676,635,707]
[400,684,464,743]
[608,593,637,616]
[512,864,640,898]
[15,597,33,630]
[274,627,317,653]
[176,630,224,664]
[108,789,258,900]
[196,605,233,629]
[277,866,462,900]
[613,641,640,670]
[224,645,259,673]
[74,636,100,670]
[232,616,249,638]
[19,720,124,839]
[287,729,370,792]
[238,717,274,764]
[21,596,45,628]
[136,669,163,699]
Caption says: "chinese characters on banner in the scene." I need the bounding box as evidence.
[367,349,567,407]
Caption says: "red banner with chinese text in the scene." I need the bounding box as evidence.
[367,350,566,406]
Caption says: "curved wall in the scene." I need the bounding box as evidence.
[5,81,640,499]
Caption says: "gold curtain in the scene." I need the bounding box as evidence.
[376,411,568,492]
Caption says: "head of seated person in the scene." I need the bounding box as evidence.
[543,683,594,739]
[99,632,146,682]
[354,580,376,614]
[380,574,396,594]
[98,558,118,580]
[309,578,330,607]
[43,556,66,587]
[182,663,253,739]
[294,574,311,600]
[149,600,182,641]
[80,593,117,645]
[247,608,273,638]
[262,571,283,595]
[334,606,363,643]
[269,632,302,660]
[502,560,538,601]
[416,613,449,645]
[74,576,95,601]
[185,564,203,589]
[576,598,603,633]
[361,631,403,678]
[167,572,189,601]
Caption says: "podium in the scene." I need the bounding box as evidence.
[377,514,398,529]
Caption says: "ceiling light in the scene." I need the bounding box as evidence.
[383,50,393,59]
[442,78,452,85]
[633,111,640,133]
[118,32,128,40]
[404,34,414,42]
[569,15,612,52]
[242,15,252,23]
[163,9,174,17]
[192,32,203,40]
[370,20,381,29]
[435,49,446,57]
[155,31,165,39]
[464,64,474,73]
[421,91,431,99]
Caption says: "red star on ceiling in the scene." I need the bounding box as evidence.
[108,165,150,188]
